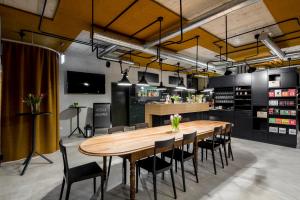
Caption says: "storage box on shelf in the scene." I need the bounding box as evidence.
[268,87,297,137]
[235,86,251,110]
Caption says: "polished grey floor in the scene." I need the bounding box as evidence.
[0,137,300,200]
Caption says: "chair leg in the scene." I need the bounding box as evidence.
[153,173,157,200]
[93,177,96,194]
[107,156,112,180]
[219,148,224,169]
[201,148,204,162]
[175,160,178,173]
[211,149,217,175]
[229,143,234,161]
[59,179,65,200]
[223,144,228,166]
[122,158,127,184]
[101,176,104,200]
[65,183,71,200]
[180,161,186,192]
[206,149,208,160]
[170,169,177,199]
[192,158,199,183]
[136,165,139,193]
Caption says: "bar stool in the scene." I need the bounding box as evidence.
[162,131,198,192]
[198,126,224,175]
[59,140,105,200]
[136,138,177,200]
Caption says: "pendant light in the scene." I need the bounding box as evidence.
[137,73,149,86]
[176,62,186,90]
[118,61,132,86]
[157,59,167,90]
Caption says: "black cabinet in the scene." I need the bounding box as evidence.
[252,71,268,106]
[280,72,298,88]
[128,97,145,126]
[208,75,234,88]
[233,111,252,139]
[208,110,235,123]
[235,73,251,86]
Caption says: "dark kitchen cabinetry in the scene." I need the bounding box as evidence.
[235,73,251,86]
[233,110,252,139]
[128,97,145,126]
[208,75,235,88]
[252,70,268,106]
[208,110,234,124]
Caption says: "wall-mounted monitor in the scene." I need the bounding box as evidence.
[67,71,105,94]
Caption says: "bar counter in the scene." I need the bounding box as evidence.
[145,102,210,127]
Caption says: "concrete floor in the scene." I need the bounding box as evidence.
[0,137,300,200]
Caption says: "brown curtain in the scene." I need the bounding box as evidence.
[1,41,59,162]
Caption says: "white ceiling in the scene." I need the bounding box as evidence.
[0,0,59,18]
[201,0,282,46]
[156,0,282,47]
[155,0,232,21]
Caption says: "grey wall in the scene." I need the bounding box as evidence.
[59,45,187,137]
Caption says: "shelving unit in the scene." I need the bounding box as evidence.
[214,87,234,110]
[235,86,252,110]
[268,87,298,138]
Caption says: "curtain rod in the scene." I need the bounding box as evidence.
[1,38,60,55]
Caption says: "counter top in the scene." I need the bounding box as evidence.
[145,103,210,127]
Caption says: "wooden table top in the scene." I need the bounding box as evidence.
[79,120,228,157]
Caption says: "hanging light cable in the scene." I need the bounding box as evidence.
[157,58,167,90]
[176,62,186,90]
[118,61,132,86]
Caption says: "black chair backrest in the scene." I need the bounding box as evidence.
[182,131,197,153]
[212,126,223,147]
[59,140,69,176]
[224,123,232,140]
[154,137,175,172]
[135,123,148,130]
[108,126,124,134]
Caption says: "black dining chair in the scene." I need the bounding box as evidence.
[134,122,148,130]
[198,126,224,175]
[136,138,177,200]
[215,123,234,165]
[59,140,105,200]
[107,126,125,182]
[162,131,199,192]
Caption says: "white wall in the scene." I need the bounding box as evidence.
[59,46,187,137]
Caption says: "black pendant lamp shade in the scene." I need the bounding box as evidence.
[137,74,149,86]
[157,81,167,90]
[118,71,132,86]
[176,78,186,90]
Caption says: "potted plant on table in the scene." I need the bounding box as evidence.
[170,114,182,133]
[22,93,45,114]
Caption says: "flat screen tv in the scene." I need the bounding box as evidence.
[67,71,105,94]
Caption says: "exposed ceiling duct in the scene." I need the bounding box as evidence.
[93,32,220,72]
[259,32,286,60]
[144,0,259,48]
[230,50,300,67]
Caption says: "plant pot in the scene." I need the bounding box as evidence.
[31,103,40,114]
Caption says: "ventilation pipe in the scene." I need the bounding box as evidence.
[144,0,259,48]
[259,32,286,60]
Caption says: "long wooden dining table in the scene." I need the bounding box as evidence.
[79,120,229,200]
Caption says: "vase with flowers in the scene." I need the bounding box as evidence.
[22,93,45,114]
[170,114,181,133]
